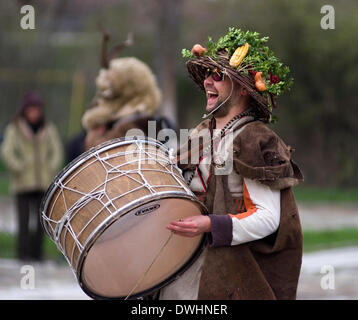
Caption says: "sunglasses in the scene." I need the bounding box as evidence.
[204,67,224,82]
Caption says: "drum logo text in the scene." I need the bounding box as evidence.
[135,203,160,216]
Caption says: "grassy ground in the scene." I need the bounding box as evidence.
[1,228,358,260]
[294,185,358,203]
[1,161,357,259]
[1,155,358,202]
[303,228,358,252]
[0,232,66,263]
[0,173,10,196]
[1,167,358,202]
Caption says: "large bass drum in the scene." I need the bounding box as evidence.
[40,137,206,299]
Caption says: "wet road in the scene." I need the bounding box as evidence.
[0,196,357,300]
[0,245,357,300]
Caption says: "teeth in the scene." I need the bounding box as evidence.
[207,90,218,97]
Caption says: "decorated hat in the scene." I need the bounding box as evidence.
[182,27,293,122]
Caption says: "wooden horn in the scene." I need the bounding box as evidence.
[97,22,110,69]
[108,32,134,61]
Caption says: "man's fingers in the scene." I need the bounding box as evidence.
[167,224,197,234]
[166,215,210,237]
[169,220,196,228]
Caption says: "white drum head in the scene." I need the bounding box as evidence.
[80,197,204,299]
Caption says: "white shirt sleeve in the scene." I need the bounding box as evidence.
[230,177,281,245]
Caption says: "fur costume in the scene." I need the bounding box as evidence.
[82,57,161,131]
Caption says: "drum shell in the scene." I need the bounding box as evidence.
[41,138,207,299]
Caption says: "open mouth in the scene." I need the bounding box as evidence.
[206,90,218,103]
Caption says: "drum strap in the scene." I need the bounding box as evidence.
[125,231,174,300]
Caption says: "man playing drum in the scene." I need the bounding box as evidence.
[160,27,304,300]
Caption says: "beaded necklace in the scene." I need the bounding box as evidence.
[185,109,256,186]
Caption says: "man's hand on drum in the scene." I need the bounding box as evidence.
[167,215,211,237]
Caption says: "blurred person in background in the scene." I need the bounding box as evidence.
[1,92,63,261]
[65,129,86,164]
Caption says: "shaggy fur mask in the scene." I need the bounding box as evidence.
[82,57,161,130]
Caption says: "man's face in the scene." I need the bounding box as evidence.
[203,69,239,117]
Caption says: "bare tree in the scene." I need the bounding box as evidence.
[154,0,182,126]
